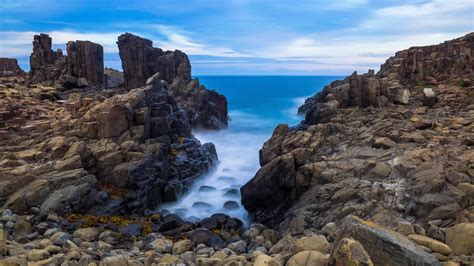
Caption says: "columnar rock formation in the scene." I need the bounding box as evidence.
[65,41,104,87]
[29,33,65,83]
[118,33,228,129]
[242,33,474,233]
[0,58,23,77]
[117,33,191,88]
[29,34,104,88]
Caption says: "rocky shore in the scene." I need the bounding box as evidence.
[0,31,473,265]
[241,33,474,264]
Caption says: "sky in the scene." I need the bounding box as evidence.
[0,0,473,75]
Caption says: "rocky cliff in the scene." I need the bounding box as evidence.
[242,33,474,237]
[118,33,228,129]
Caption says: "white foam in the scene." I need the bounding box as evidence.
[159,112,269,224]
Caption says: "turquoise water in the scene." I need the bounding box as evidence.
[160,76,340,222]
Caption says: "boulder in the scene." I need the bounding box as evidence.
[73,227,99,242]
[330,237,373,266]
[408,234,452,255]
[172,239,193,255]
[287,251,327,266]
[294,235,330,253]
[422,88,437,106]
[445,223,474,255]
[254,254,280,266]
[334,216,440,266]
[148,238,173,253]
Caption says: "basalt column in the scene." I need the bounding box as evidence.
[66,41,104,87]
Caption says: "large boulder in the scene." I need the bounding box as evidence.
[445,223,474,255]
[333,216,440,266]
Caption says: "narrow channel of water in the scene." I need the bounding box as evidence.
[159,76,340,223]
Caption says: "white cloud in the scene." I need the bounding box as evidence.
[359,0,473,33]
[151,25,250,58]
[0,27,250,59]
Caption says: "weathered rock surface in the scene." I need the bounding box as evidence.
[333,216,440,265]
[65,40,104,87]
[117,33,228,129]
[0,72,217,217]
[242,33,474,234]
[29,33,65,84]
[0,58,24,77]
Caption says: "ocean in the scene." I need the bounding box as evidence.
[159,76,341,223]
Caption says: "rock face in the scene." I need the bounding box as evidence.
[242,33,474,233]
[117,33,228,129]
[29,33,65,83]
[29,34,104,88]
[0,58,23,77]
[65,41,104,87]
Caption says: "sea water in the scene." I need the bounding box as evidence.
[159,76,340,223]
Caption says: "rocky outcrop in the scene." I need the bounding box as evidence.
[117,33,228,129]
[242,32,474,244]
[29,33,65,84]
[117,33,191,88]
[29,34,104,89]
[0,58,23,77]
[0,72,217,217]
[64,40,104,87]
[298,33,474,115]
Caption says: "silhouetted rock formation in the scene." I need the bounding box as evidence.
[0,58,23,77]
[29,33,65,83]
[65,40,104,87]
[117,33,228,129]
[242,33,474,232]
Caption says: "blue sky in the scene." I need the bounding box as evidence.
[1,0,473,75]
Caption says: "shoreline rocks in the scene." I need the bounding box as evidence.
[241,32,474,265]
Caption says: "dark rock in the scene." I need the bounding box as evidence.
[199,185,218,192]
[29,33,65,83]
[0,58,24,77]
[117,33,228,129]
[223,189,240,198]
[65,40,104,87]
[223,201,239,210]
[189,228,214,245]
